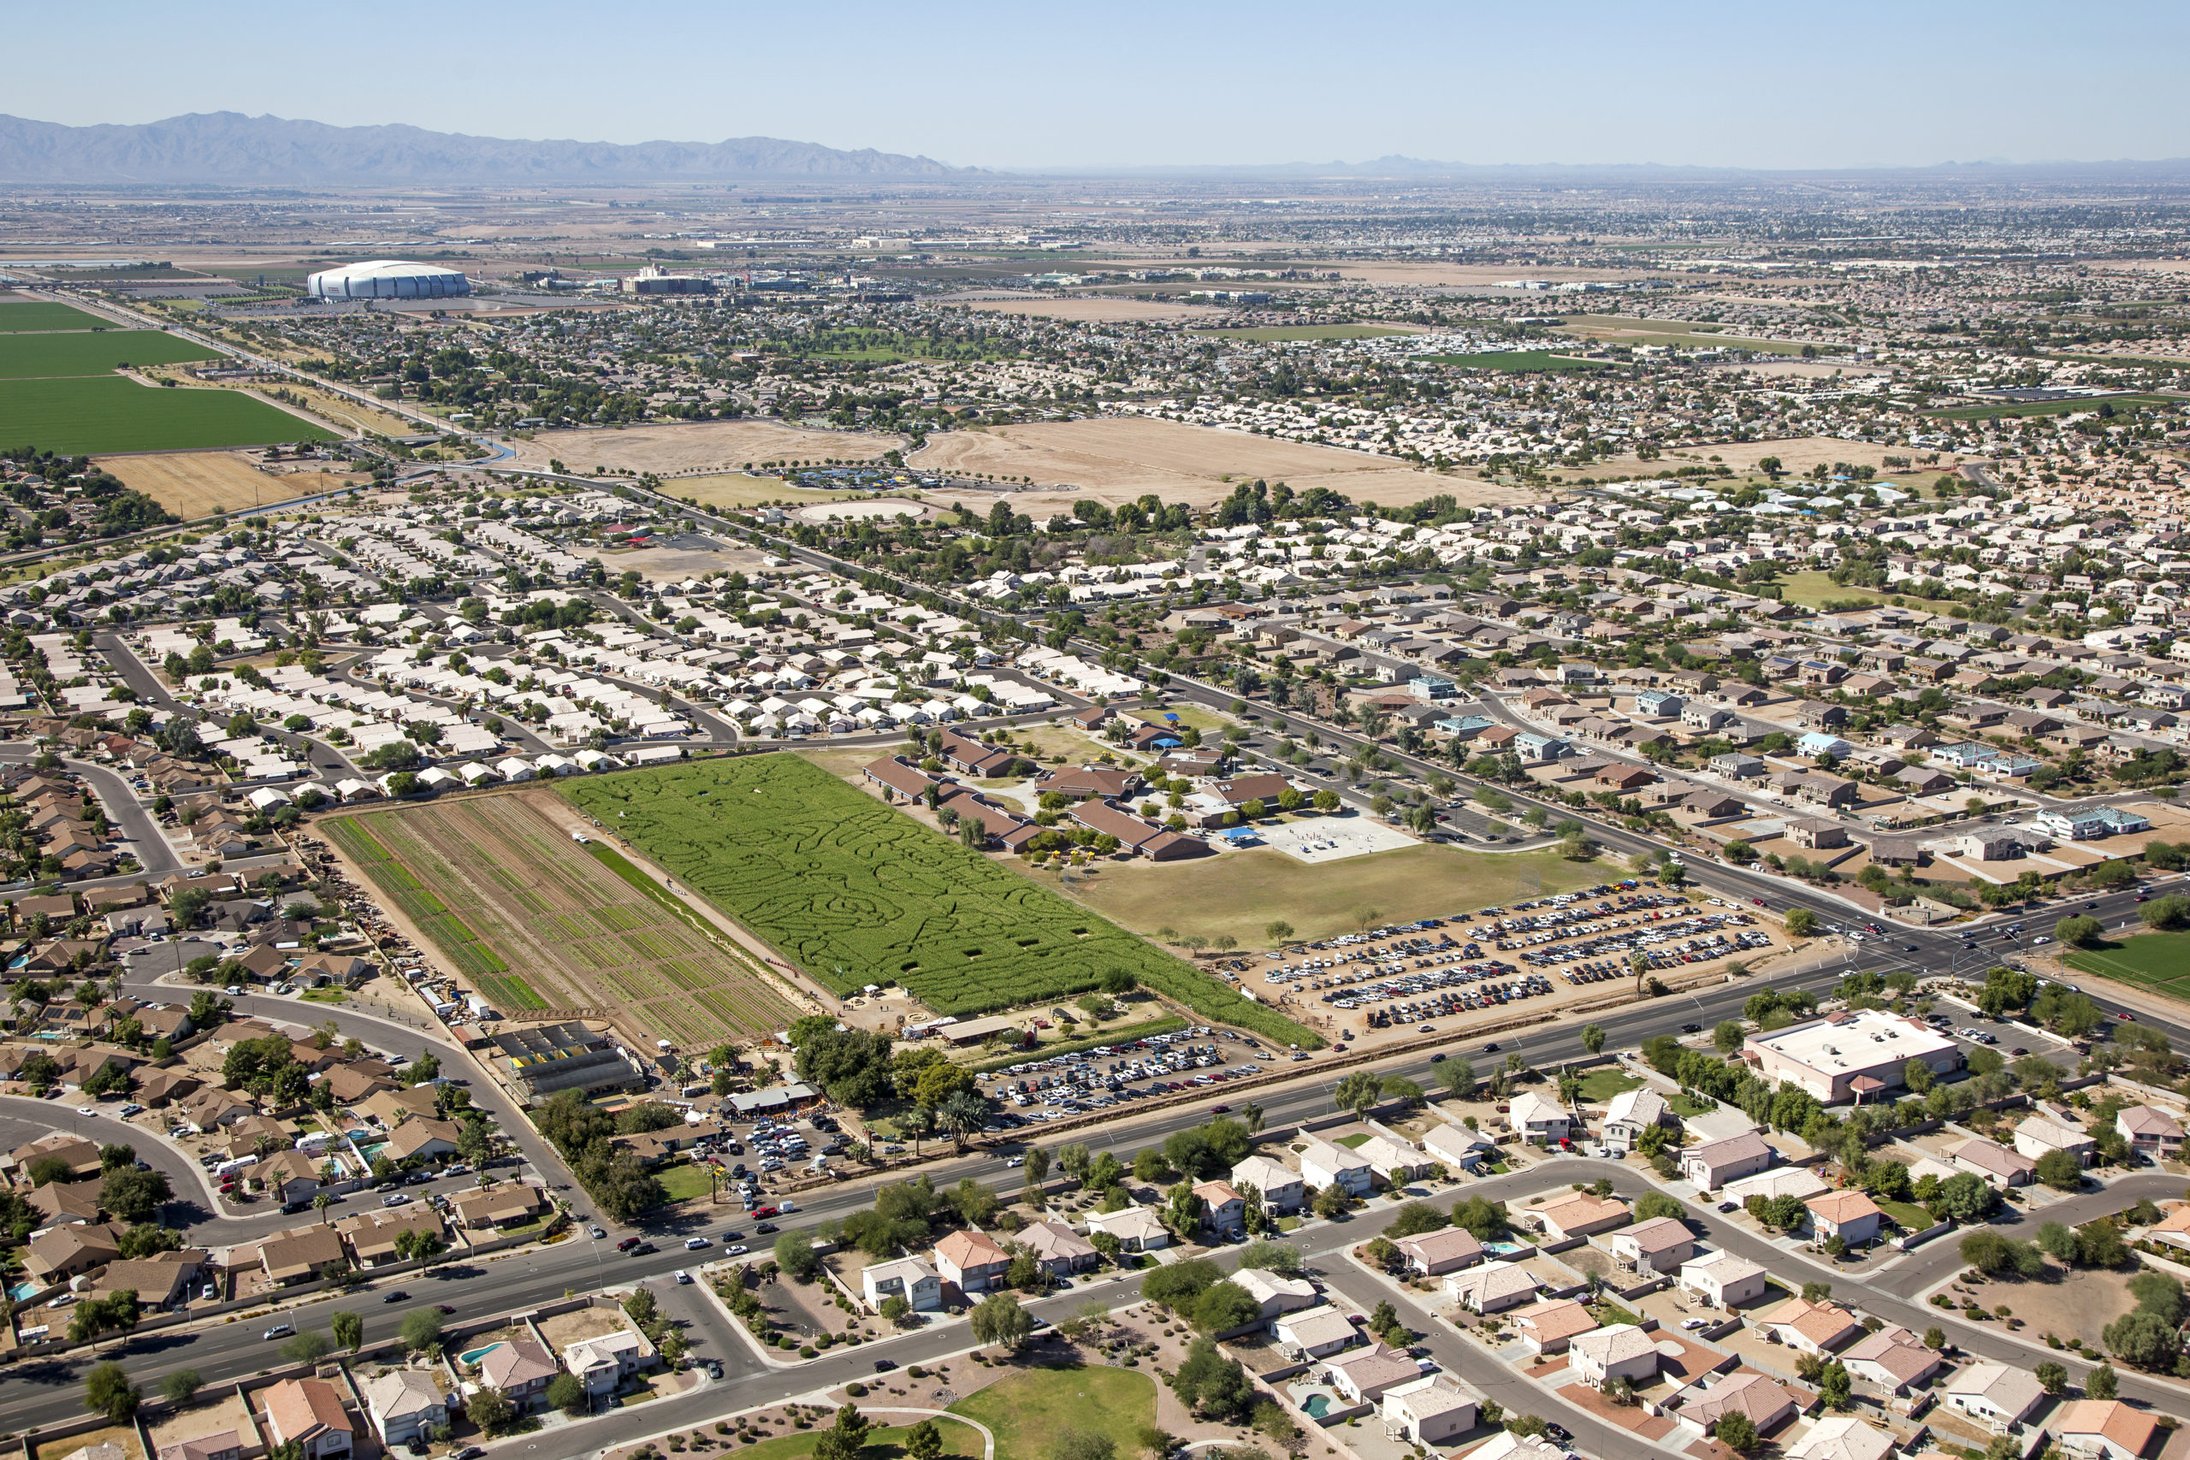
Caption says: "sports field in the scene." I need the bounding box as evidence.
[322,792,800,1048]
[2064,932,2190,999]
[0,329,218,379]
[560,754,1318,1044]
[0,375,335,454]
[0,297,110,332]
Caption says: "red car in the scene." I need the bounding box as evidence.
[750,1204,779,1219]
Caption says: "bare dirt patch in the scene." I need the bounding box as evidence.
[910,416,1519,511]
[507,420,904,476]
[949,295,1231,324]
[98,450,360,517]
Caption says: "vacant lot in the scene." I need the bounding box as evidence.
[560,754,1316,1043]
[508,420,903,476]
[0,328,218,379]
[322,793,800,1048]
[1191,323,1419,342]
[1044,842,1600,947]
[0,297,110,332]
[953,295,1225,324]
[2066,932,2190,1000]
[97,451,339,517]
[0,375,335,455]
[909,416,1515,512]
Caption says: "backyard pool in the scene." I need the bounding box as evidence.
[458,1341,506,1367]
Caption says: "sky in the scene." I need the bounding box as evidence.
[13,0,2190,172]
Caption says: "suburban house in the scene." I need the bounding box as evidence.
[1787,1418,1899,1460]
[1019,1220,1099,1276]
[1609,1216,1695,1274]
[562,1329,657,1400]
[1230,1154,1305,1213]
[1761,1296,1865,1355]
[1444,1259,1543,1314]
[1232,1267,1318,1320]
[1394,1227,1484,1277]
[2013,1109,2097,1168]
[1805,1190,1884,1249]
[260,1378,355,1460]
[1273,1304,1360,1360]
[477,1337,559,1412]
[1328,1344,1427,1404]
[1355,1131,1433,1183]
[1950,1138,2036,1189]
[1531,1191,1629,1240]
[1680,1131,1775,1191]
[1506,1090,1573,1145]
[2051,1398,2164,1460]
[1601,1088,1673,1154]
[1569,1323,1662,1389]
[1671,1370,1801,1442]
[2115,1106,2184,1163]
[1678,1251,1767,1308]
[1381,1376,1478,1446]
[861,1257,942,1313]
[1194,1180,1247,1238]
[1085,1204,1170,1252]
[1512,1298,1598,1356]
[1943,1362,2046,1432]
[1296,1133,1374,1196]
[360,1370,448,1448]
[933,1230,1012,1293]
[1839,1325,1943,1396]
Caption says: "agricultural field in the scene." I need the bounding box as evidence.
[505,419,903,476]
[321,792,800,1048]
[1041,841,1600,948]
[1925,393,2179,422]
[1424,349,1608,372]
[0,375,335,455]
[1552,313,1814,355]
[0,296,110,332]
[96,450,349,518]
[0,328,218,379]
[560,754,1318,1044]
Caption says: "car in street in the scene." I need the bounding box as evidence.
[873,1358,898,1372]
[703,1360,725,1380]
[617,1237,642,1251]
[685,1236,711,1250]
[754,1221,778,1234]
[673,1270,692,1284]
[383,1289,409,1304]
[629,1241,658,1256]
[383,1193,412,1207]
[751,1204,778,1219]
[263,1323,296,1341]
[589,1225,608,1239]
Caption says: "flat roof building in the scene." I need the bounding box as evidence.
[1742,1009,1960,1104]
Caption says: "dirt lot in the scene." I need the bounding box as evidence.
[951,295,1230,324]
[508,420,904,476]
[909,416,1520,511]
[98,450,359,517]
[1946,1263,2140,1350]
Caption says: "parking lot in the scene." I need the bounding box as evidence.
[975,1027,1275,1124]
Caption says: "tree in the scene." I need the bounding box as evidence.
[399,1307,445,1354]
[1171,1337,1256,1422]
[160,1369,203,1406]
[1022,1145,1052,1207]
[1052,1431,1117,1460]
[2035,1361,2069,1396]
[546,1371,588,1415]
[99,1165,171,1223]
[906,1420,946,1460]
[1191,1280,1262,1335]
[2086,1362,2118,1399]
[1580,1023,1606,1056]
[84,1362,139,1424]
[1142,1258,1221,1312]
[775,1231,822,1281]
[1333,1071,1382,1119]
[1713,1412,1758,1453]
[970,1292,1034,1352]
[1433,1057,1476,1098]
[1818,1362,1852,1411]
[2034,1149,2084,1190]
[937,1088,993,1150]
[467,1385,517,1436]
[1927,1171,1999,1224]
[2102,1309,2181,1371]
[1633,1192,1685,1223]
[1959,1231,2043,1279]
[1236,1239,1305,1276]
[2140,893,2190,931]
[1388,1201,1450,1237]
[282,1330,333,1365]
[330,1310,363,1352]
[2054,914,2104,949]
[1785,907,1819,938]
[1264,920,1294,945]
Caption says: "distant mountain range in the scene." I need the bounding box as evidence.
[0,112,966,185]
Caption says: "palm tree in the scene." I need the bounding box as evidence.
[1238,1101,1265,1136]
[313,1191,334,1226]
[937,1090,990,1151]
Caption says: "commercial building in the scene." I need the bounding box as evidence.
[490,1022,640,1098]
[1742,1010,1961,1104]
[306,260,469,300]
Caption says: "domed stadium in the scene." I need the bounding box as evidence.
[306,260,470,300]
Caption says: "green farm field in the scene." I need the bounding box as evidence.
[0,375,334,454]
[0,329,217,378]
[1924,393,2178,422]
[322,791,799,1047]
[0,297,111,332]
[2064,931,2190,1000]
[560,754,1318,1044]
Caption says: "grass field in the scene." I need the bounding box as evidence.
[737,1421,983,1460]
[322,792,799,1048]
[1578,1068,1643,1101]
[560,754,1317,1044]
[0,298,110,332]
[1424,349,1608,372]
[0,329,217,379]
[1772,569,1970,615]
[0,375,334,455]
[1925,393,2178,421]
[1554,315,1814,355]
[949,1365,1154,1460]
[1190,323,1414,342]
[2064,931,2190,999]
[1042,843,1600,947]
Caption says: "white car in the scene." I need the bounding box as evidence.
[726,1244,749,1256]
[673,1270,692,1285]
[76,1105,96,1116]
[684,1237,710,1250]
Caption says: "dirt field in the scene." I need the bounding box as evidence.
[950,295,1232,324]
[508,420,904,476]
[97,450,358,517]
[909,416,1520,511]
[1556,434,1962,483]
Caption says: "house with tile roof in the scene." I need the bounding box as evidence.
[1512,1297,1598,1356]
[1569,1323,1662,1389]
[1679,1250,1768,1309]
[2115,1105,2183,1163]
[2052,1398,2164,1459]
[1805,1189,1884,1248]
[1787,1415,1898,1460]
[1609,1215,1695,1273]
[1762,1296,1865,1356]
[1839,1325,1943,1396]
[1950,1137,2036,1189]
[1943,1362,2045,1432]
[933,1229,1011,1293]
[260,1377,354,1459]
[1394,1226,1484,1276]
[1229,1154,1304,1214]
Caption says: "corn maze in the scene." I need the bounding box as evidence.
[321,792,799,1047]
[560,754,1319,1045]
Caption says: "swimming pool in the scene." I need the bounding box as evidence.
[1301,1394,1330,1418]
[458,1341,506,1367]
[1483,1240,1529,1258]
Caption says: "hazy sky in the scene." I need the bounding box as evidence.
[14,0,2190,171]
